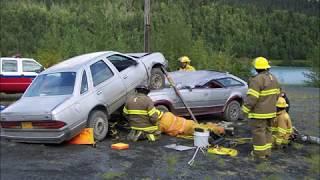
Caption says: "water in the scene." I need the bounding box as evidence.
[252,66,312,85]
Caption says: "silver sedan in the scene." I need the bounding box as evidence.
[0,51,167,143]
[148,70,248,121]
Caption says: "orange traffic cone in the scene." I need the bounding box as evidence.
[69,128,95,145]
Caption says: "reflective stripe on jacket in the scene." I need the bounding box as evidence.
[242,71,280,119]
[123,93,161,128]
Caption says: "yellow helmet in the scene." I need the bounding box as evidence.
[252,57,270,69]
[179,56,191,63]
[276,97,288,108]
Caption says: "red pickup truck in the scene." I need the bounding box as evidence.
[0,57,44,94]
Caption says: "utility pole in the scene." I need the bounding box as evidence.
[144,0,151,52]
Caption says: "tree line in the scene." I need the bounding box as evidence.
[0,0,319,81]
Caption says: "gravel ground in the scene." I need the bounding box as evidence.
[0,86,319,180]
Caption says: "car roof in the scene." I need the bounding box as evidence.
[43,51,115,73]
[0,57,36,61]
[168,70,232,87]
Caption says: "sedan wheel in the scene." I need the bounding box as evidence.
[223,101,241,121]
[88,110,108,141]
[150,68,165,90]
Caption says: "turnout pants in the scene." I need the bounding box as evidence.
[127,126,161,142]
[249,118,273,157]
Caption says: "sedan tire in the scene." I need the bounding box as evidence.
[150,68,165,90]
[88,110,108,141]
[223,100,241,121]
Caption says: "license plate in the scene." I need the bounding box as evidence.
[21,122,33,129]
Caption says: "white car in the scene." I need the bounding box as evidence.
[0,57,43,93]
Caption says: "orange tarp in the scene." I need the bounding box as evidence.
[159,112,224,136]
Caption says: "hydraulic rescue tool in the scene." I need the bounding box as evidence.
[160,67,198,123]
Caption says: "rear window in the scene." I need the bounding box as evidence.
[216,77,244,87]
[24,72,76,97]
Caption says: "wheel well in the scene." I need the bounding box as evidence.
[88,105,109,122]
[234,97,243,105]
[152,63,164,69]
[223,97,243,111]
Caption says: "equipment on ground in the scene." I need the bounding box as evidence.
[217,121,235,136]
[111,143,129,150]
[69,128,96,146]
[160,67,198,123]
[187,128,209,166]
[164,144,196,151]
[207,146,238,157]
[193,128,210,148]
[292,127,320,145]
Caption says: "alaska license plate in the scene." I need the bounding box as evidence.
[21,122,33,129]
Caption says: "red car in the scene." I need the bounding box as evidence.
[0,57,44,94]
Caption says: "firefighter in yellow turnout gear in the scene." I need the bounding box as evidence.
[123,85,163,142]
[242,57,280,159]
[158,112,225,137]
[178,56,196,72]
[272,97,293,147]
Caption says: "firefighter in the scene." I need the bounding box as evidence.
[271,97,293,148]
[178,56,196,72]
[123,85,163,142]
[242,57,280,160]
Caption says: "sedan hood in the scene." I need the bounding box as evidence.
[1,95,70,115]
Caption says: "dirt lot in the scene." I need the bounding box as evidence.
[1,86,319,180]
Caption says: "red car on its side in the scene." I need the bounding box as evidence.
[0,57,44,94]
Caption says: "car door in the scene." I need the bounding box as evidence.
[172,80,230,115]
[0,59,22,93]
[89,59,126,114]
[203,80,231,113]
[107,54,147,95]
[73,69,93,124]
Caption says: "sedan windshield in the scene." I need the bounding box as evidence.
[24,72,76,97]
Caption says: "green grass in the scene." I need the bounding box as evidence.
[216,158,226,167]
[102,171,126,180]
[256,161,280,174]
[305,153,320,175]
[262,174,282,180]
[292,142,304,150]
[166,154,178,175]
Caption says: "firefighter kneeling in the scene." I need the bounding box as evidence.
[272,97,293,148]
[123,85,163,142]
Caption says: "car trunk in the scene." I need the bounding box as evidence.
[0,95,69,121]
